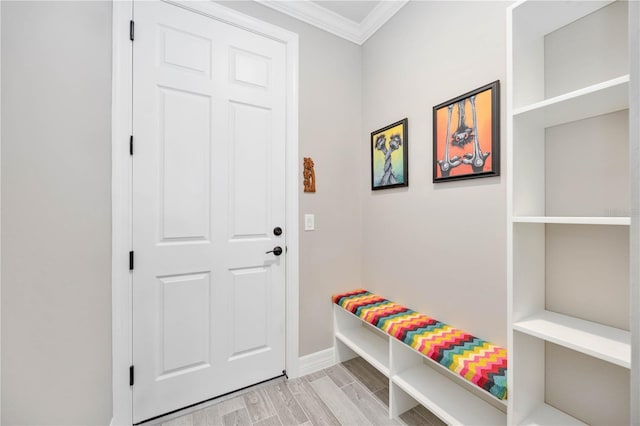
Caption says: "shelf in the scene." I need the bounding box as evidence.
[512,216,630,226]
[393,365,506,425]
[520,403,586,426]
[513,75,629,127]
[335,326,390,376]
[513,310,630,368]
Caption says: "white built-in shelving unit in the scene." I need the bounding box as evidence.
[507,1,636,424]
[334,304,507,425]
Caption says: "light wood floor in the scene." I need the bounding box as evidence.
[148,357,446,426]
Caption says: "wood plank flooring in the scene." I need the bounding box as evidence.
[149,358,446,426]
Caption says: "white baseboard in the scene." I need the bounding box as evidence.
[297,347,336,376]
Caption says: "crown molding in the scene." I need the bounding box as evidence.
[255,0,408,45]
[359,1,408,43]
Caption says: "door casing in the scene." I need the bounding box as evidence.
[110,2,299,424]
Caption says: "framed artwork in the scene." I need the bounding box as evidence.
[433,80,500,182]
[371,118,409,190]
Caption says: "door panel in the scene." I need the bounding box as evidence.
[231,48,270,88]
[158,272,211,376]
[230,102,271,238]
[160,26,212,77]
[230,267,270,358]
[159,88,211,241]
[132,1,287,422]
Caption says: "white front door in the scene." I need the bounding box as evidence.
[131,1,287,422]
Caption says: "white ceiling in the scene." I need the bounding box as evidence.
[255,0,408,45]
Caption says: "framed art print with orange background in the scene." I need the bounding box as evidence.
[433,81,500,182]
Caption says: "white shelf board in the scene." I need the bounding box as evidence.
[520,403,586,426]
[513,310,630,368]
[335,326,390,376]
[513,75,629,127]
[393,365,506,426]
[511,0,613,40]
[512,216,630,226]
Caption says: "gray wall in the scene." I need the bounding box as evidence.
[217,1,363,356]
[1,2,113,424]
[361,1,509,347]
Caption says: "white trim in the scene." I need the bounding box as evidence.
[255,0,408,45]
[630,0,640,423]
[358,1,408,44]
[0,1,3,421]
[298,347,336,377]
[111,2,299,424]
[505,4,514,424]
[284,29,301,380]
[256,0,360,43]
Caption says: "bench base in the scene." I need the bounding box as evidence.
[333,291,507,425]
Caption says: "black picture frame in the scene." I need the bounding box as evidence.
[371,118,409,190]
[433,81,500,183]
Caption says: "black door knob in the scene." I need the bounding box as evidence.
[273,226,283,236]
[266,246,283,256]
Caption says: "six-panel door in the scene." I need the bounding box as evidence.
[132,1,287,421]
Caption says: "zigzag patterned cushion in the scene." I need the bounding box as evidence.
[333,289,508,400]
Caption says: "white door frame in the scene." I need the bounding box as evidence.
[111,2,299,424]
[0,3,3,422]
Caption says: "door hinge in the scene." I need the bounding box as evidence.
[129,251,134,271]
[130,365,134,386]
[129,20,135,41]
[129,135,134,156]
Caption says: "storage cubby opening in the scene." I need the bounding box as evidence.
[334,306,390,374]
[543,1,628,99]
[545,342,630,426]
[545,110,630,218]
[511,1,627,108]
[391,359,506,426]
[545,224,629,330]
[390,338,507,414]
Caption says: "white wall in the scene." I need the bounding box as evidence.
[361,1,510,347]
[1,1,113,424]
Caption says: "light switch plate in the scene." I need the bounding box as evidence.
[304,214,315,231]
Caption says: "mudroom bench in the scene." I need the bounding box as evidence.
[332,289,507,425]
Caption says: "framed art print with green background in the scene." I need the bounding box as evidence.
[371,118,408,190]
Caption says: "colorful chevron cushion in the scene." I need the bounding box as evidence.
[332,289,508,400]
